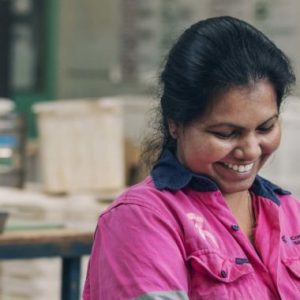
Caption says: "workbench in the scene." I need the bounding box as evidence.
[0,229,93,300]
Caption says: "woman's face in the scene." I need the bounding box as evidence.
[170,80,281,195]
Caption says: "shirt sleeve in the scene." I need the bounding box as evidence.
[83,203,189,300]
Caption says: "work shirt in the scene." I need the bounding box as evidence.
[83,150,300,299]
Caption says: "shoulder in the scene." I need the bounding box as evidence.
[103,176,198,216]
[98,176,208,236]
[102,176,170,215]
[93,178,187,260]
[98,176,182,231]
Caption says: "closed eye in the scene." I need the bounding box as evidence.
[209,131,238,139]
[256,123,275,134]
[256,115,278,133]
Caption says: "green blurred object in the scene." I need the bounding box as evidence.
[9,0,59,138]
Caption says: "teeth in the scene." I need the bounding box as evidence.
[223,162,254,173]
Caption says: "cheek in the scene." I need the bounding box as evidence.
[263,127,282,154]
[190,140,232,163]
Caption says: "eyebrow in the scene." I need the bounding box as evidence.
[206,114,279,130]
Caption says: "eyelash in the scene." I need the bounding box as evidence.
[257,123,275,133]
[211,124,275,139]
[212,131,236,139]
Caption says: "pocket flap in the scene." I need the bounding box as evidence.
[282,258,300,279]
[188,250,253,283]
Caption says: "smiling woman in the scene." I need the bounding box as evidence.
[83,17,300,300]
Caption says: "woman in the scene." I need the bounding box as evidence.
[83,16,298,299]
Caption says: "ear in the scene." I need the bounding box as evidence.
[167,119,178,139]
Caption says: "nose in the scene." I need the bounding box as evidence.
[233,133,262,161]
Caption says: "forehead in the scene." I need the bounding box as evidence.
[200,81,278,124]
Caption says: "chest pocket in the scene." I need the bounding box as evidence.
[282,257,300,293]
[187,250,264,300]
[283,257,300,276]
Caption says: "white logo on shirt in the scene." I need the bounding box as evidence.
[186,213,219,248]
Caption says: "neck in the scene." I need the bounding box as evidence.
[223,190,255,242]
[223,191,249,209]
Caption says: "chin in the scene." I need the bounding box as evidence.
[219,178,255,194]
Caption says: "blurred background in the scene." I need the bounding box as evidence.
[0,0,300,299]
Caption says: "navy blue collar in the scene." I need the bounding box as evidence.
[151,150,290,205]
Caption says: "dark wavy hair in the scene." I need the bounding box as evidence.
[142,16,295,168]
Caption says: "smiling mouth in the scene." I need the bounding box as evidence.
[221,162,254,173]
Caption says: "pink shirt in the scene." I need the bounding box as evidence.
[83,151,300,299]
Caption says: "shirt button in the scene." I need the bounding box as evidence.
[220,270,227,278]
[231,224,239,231]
